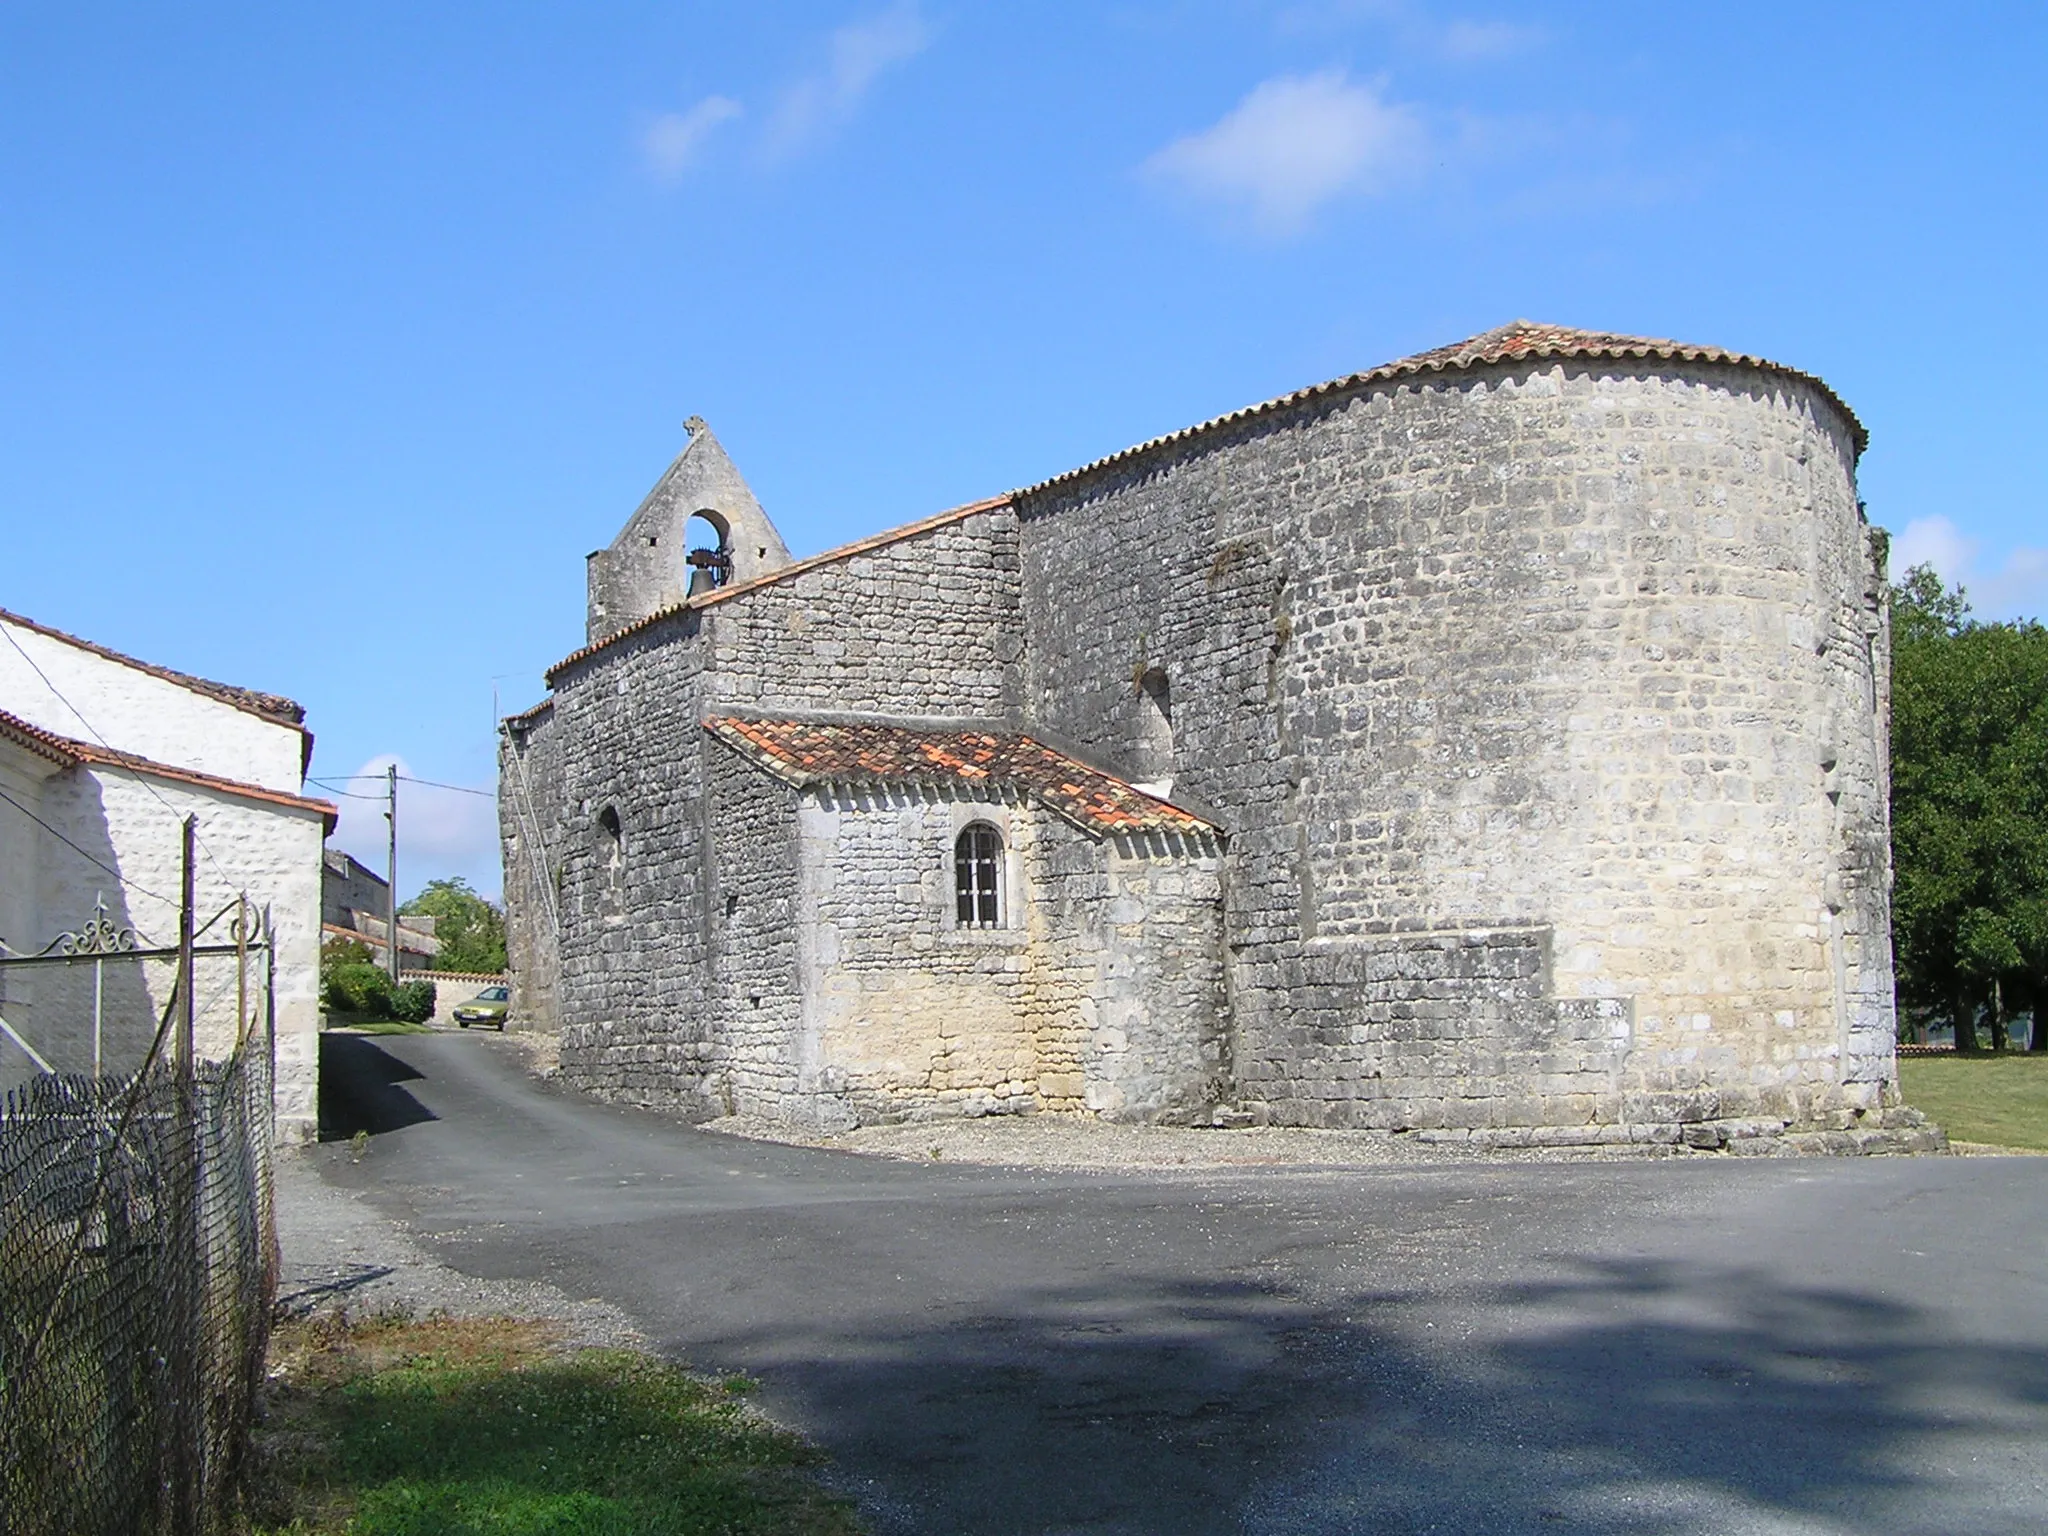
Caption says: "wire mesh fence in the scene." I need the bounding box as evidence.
[0,1023,275,1536]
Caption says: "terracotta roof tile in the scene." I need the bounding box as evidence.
[705,717,1218,839]
[1020,319,1867,497]
[501,696,555,729]
[0,707,83,766]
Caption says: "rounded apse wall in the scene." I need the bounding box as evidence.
[1275,357,1888,1115]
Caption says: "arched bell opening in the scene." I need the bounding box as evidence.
[685,510,733,595]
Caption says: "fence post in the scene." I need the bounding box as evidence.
[176,817,195,1073]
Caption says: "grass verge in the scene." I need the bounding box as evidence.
[247,1312,860,1535]
[1900,1053,2048,1151]
[324,1018,435,1036]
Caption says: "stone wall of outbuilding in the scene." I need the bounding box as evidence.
[777,782,1229,1127]
[500,704,566,1037]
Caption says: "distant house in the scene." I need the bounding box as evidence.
[0,606,333,1142]
[321,848,440,971]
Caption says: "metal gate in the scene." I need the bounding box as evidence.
[0,815,280,1535]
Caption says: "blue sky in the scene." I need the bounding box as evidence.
[4,2,2043,897]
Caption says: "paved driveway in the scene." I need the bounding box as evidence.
[308,1032,2048,1535]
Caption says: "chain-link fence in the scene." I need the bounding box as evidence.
[0,1021,276,1536]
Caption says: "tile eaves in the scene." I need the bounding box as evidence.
[1014,320,1869,502]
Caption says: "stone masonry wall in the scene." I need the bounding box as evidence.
[702,507,1023,720]
[500,705,564,1036]
[540,610,718,1111]
[794,785,1040,1124]
[781,784,1230,1126]
[520,508,1030,1112]
[1019,357,1891,1132]
[1079,840,1231,1121]
[705,740,802,1115]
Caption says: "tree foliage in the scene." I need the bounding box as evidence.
[390,978,438,1024]
[1889,565,2048,1047]
[323,961,393,1018]
[400,877,507,975]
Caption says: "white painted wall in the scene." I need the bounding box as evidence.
[16,767,324,1139]
[0,617,305,792]
[0,616,323,1141]
[0,741,62,1070]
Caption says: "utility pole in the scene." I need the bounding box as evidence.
[176,815,196,1071]
[385,763,400,983]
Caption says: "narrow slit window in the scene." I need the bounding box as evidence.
[955,824,1003,929]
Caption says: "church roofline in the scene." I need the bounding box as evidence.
[1014,320,1869,502]
[544,493,1013,684]
[539,322,1864,692]
[500,696,554,730]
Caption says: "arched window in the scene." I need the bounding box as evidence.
[596,805,624,913]
[955,823,1004,929]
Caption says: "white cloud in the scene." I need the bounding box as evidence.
[1890,515,2048,624]
[764,2,932,157]
[643,96,743,182]
[1144,71,1426,235]
[1890,515,1978,584]
[1440,18,1541,59]
[1278,3,1541,60]
[328,755,502,904]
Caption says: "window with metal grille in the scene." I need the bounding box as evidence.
[955,824,1004,928]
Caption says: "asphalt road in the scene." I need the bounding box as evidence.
[309,1031,2048,1536]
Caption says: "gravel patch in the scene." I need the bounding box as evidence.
[695,1111,1636,1169]
[271,1147,641,1349]
[1949,1140,2048,1156]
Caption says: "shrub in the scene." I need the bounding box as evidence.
[391,979,437,1025]
[324,961,393,1018]
[321,934,373,969]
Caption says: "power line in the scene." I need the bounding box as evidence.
[309,773,495,799]
[305,780,389,800]
[399,775,495,798]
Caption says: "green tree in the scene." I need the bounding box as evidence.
[1889,564,2048,1049]
[400,877,507,975]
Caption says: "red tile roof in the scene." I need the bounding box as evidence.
[0,707,82,767]
[705,717,1218,839]
[1022,319,1867,496]
[0,708,336,829]
[0,605,309,730]
[501,696,555,729]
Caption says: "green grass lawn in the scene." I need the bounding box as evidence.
[250,1313,860,1535]
[1899,1053,2048,1151]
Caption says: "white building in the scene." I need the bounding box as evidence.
[0,606,332,1142]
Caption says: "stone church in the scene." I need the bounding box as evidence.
[500,321,1925,1149]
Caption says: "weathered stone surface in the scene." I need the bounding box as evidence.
[503,327,1905,1145]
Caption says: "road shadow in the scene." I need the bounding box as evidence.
[318,1032,437,1142]
[273,1262,399,1317]
[683,1257,2048,1536]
